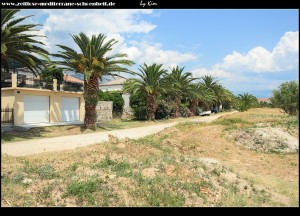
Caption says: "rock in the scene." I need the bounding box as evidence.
[108,134,119,144]
[22,178,32,184]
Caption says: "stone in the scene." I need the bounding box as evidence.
[22,178,32,184]
[96,101,113,122]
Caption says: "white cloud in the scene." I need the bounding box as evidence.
[121,41,197,68]
[218,31,299,73]
[42,9,156,34]
[191,67,232,79]
[27,9,197,70]
[29,9,157,53]
[190,31,299,91]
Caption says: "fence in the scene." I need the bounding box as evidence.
[1,108,14,125]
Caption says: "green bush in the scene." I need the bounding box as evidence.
[155,99,175,119]
[99,90,125,117]
[130,92,147,120]
[38,164,56,179]
[64,179,102,199]
[236,93,259,112]
[270,80,299,116]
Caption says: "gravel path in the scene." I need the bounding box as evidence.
[1,111,237,157]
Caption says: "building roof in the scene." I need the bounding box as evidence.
[64,75,84,84]
[257,98,271,103]
[99,78,127,86]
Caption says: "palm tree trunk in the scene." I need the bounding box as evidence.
[174,96,181,118]
[83,74,99,129]
[189,100,198,116]
[146,94,157,121]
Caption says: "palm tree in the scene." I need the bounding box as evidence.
[219,88,236,110]
[237,93,258,112]
[187,82,216,115]
[200,75,224,110]
[123,63,167,121]
[164,66,197,118]
[1,9,49,75]
[54,32,134,129]
[40,63,64,87]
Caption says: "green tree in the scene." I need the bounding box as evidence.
[200,75,222,110]
[164,66,197,118]
[187,82,216,115]
[129,91,147,120]
[1,9,49,75]
[270,80,299,116]
[220,89,237,110]
[123,63,167,120]
[237,93,258,112]
[40,63,64,84]
[54,33,134,129]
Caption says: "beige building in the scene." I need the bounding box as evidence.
[1,74,84,126]
[99,78,130,111]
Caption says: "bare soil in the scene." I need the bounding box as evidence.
[225,127,299,153]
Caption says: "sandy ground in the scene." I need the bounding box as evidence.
[1,112,237,157]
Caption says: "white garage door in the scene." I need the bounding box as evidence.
[61,97,79,122]
[24,95,49,123]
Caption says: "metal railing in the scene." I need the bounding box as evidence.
[1,108,14,125]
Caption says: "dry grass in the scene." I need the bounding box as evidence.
[1,108,298,206]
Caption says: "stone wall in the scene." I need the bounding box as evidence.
[96,101,113,122]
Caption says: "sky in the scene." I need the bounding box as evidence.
[18,9,299,97]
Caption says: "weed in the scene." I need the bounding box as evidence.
[217,191,247,207]
[214,118,250,126]
[12,173,24,184]
[131,174,185,206]
[69,162,80,172]
[93,156,116,169]
[38,185,54,200]
[211,168,221,177]
[38,164,56,179]
[21,161,38,174]
[252,189,272,204]
[64,178,102,205]
[111,162,131,177]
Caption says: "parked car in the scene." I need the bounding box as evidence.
[211,107,218,113]
[199,110,211,116]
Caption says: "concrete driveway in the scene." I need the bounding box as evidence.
[1,111,237,157]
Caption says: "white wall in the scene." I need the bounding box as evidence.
[99,84,123,91]
[122,93,131,110]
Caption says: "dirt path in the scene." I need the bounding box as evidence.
[1,111,237,156]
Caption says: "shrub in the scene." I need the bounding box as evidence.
[38,164,56,179]
[130,92,147,120]
[155,99,175,119]
[99,90,125,117]
[180,103,192,117]
[65,179,101,197]
[270,80,299,116]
